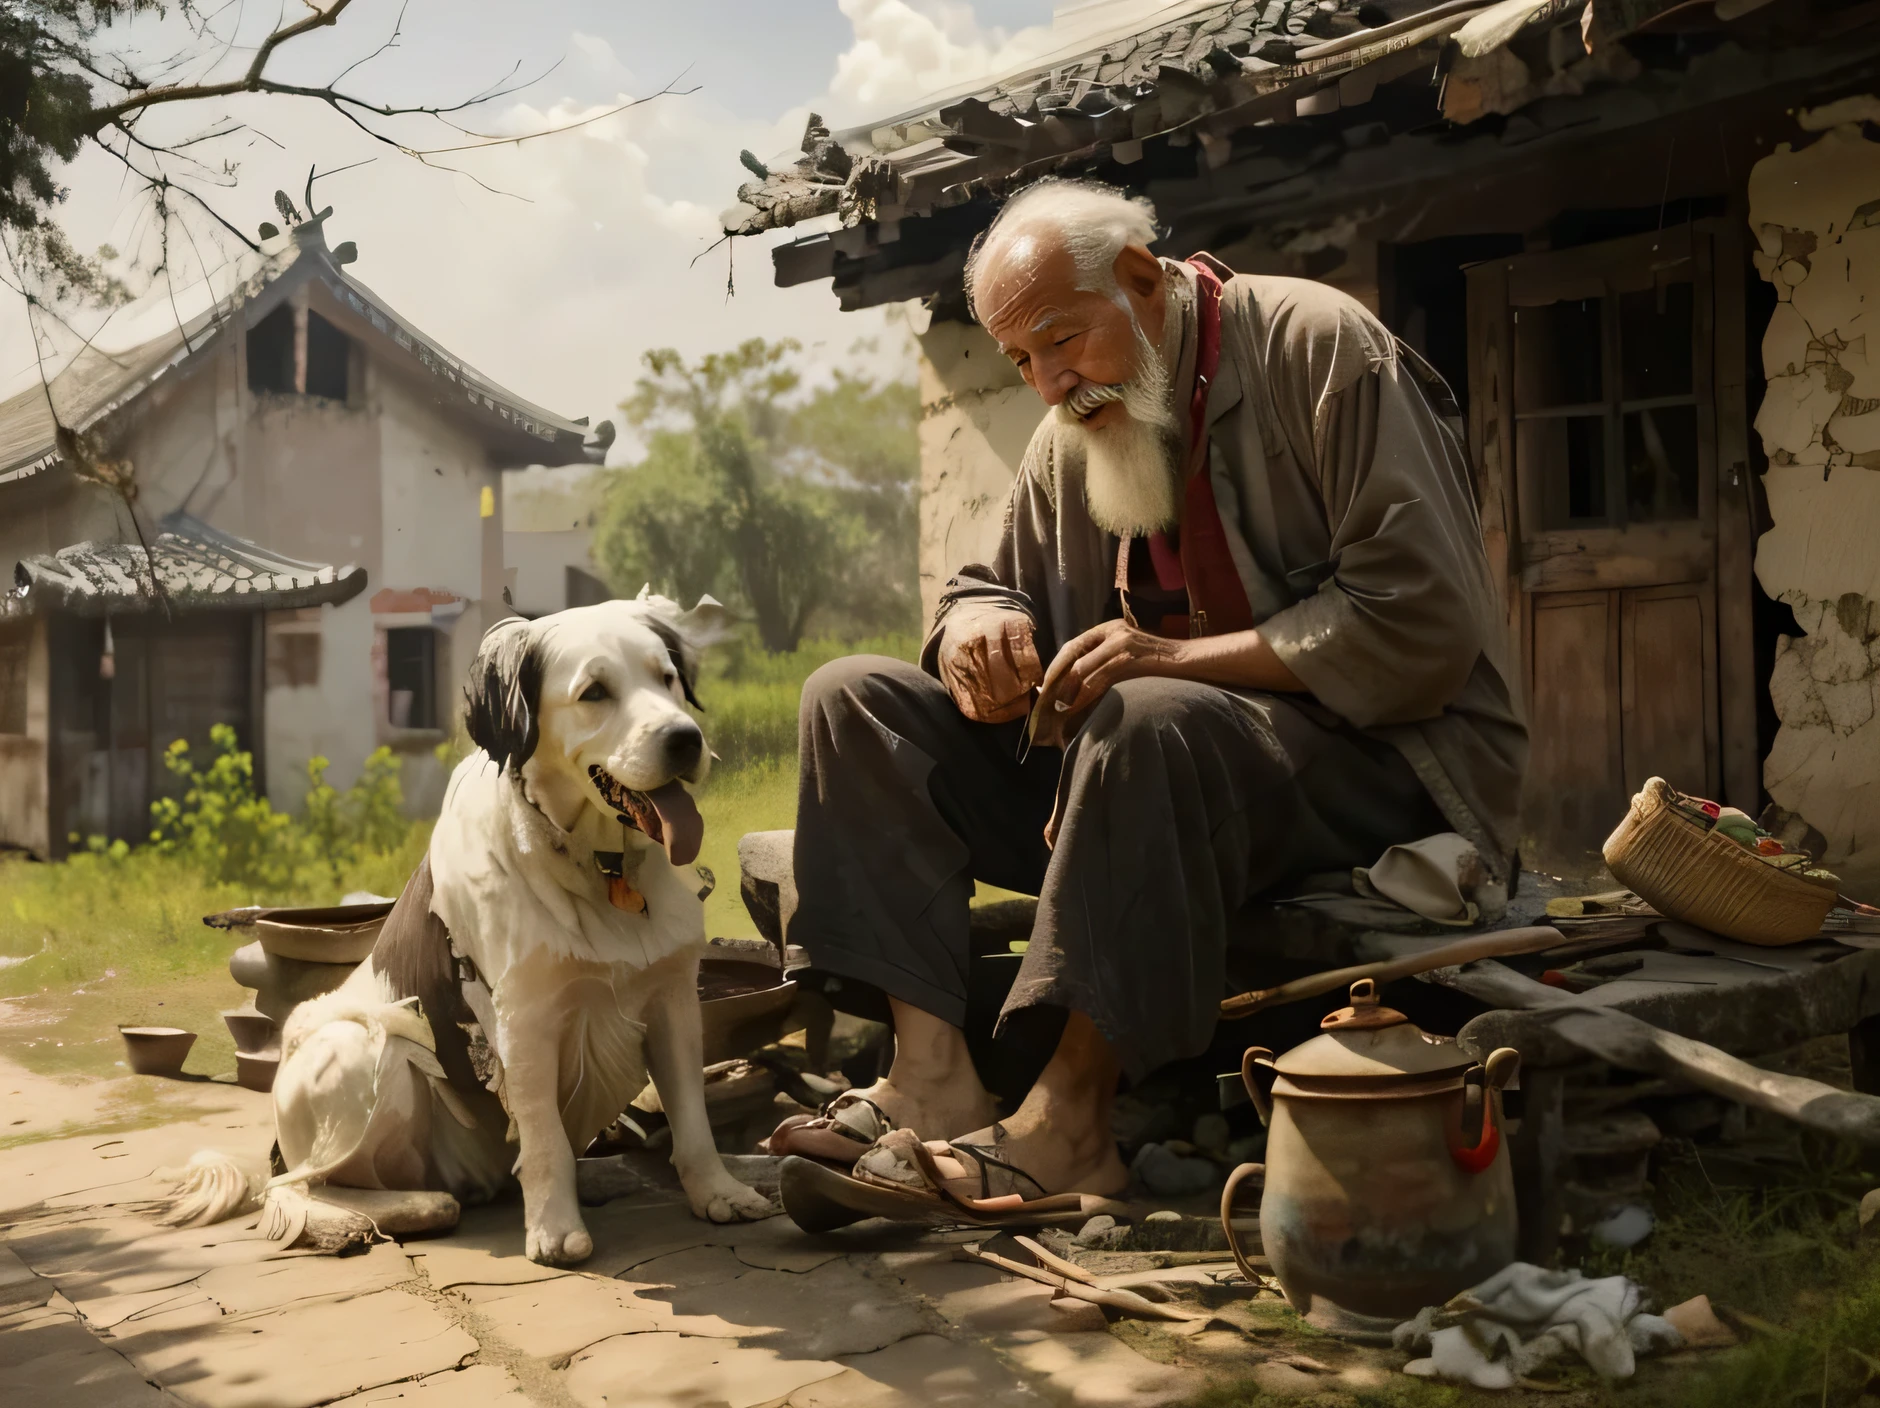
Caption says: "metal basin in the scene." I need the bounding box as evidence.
[699,958,798,1066]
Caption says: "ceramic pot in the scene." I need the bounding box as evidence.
[235,1048,281,1093]
[1224,979,1520,1327]
[222,1007,278,1056]
[120,1026,197,1077]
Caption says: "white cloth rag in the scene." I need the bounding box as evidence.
[1393,1263,1684,1389]
[1353,832,1501,926]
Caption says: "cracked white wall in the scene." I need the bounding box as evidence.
[1750,115,1880,893]
[915,318,1047,627]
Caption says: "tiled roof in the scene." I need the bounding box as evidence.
[723,0,1575,237]
[0,219,596,484]
[6,512,367,617]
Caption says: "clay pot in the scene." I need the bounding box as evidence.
[235,1049,281,1093]
[222,1007,278,1056]
[120,1026,197,1077]
[1224,979,1519,1330]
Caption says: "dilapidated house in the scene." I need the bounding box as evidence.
[0,208,600,857]
[725,0,1880,891]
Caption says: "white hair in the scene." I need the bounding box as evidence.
[965,178,1160,322]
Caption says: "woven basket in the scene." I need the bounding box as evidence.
[1602,778,1836,947]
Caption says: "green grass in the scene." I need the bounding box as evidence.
[696,756,797,940]
[0,826,433,1083]
[0,634,920,1088]
[698,631,919,770]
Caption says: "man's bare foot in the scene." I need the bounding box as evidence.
[853,1075,1001,1143]
[764,1076,1000,1164]
[857,1109,1129,1200]
[853,1009,1129,1200]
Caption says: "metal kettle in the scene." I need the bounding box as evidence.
[1220,979,1521,1331]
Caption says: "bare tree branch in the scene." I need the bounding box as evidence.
[81,0,360,132]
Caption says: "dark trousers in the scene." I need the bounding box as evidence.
[791,656,1445,1082]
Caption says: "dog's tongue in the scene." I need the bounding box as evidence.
[647,781,702,867]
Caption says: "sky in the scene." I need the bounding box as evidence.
[5,0,1070,452]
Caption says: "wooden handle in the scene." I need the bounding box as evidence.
[1219,926,1566,1021]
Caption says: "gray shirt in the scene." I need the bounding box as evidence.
[923,263,1528,879]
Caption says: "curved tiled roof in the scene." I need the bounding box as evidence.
[0,219,595,484]
[722,0,1563,237]
[6,511,367,618]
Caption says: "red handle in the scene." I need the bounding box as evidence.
[1449,1067,1501,1172]
[1450,1113,1501,1173]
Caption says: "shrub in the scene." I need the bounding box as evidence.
[147,724,302,890]
[139,726,421,895]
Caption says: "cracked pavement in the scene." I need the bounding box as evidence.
[0,1061,1212,1407]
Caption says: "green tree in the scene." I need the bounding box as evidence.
[595,339,918,653]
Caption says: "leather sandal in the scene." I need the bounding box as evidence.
[760,1091,893,1166]
[778,1125,1129,1234]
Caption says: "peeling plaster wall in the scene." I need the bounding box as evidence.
[1750,118,1880,893]
[915,319,1045,627]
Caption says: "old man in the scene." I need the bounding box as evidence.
[771,178,1525,1213]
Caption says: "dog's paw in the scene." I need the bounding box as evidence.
[524,1216,594,1265]
[688,1174,777,1224]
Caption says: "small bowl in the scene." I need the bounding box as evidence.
[120,1026,197,1078]
[222,1008,278,1055]
[235,1049,280,1093]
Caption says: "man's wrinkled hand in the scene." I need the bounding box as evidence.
[1030,620,1182,748]
[938,609,1044,724]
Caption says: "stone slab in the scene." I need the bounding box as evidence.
[413,1243,572,1290]
[330,1364,532,1406]
[19,1212,284,1302]
[0,1239,54,1312]
[457,1273,662,1362]
[565,1330,844,1408]
[784,1332,1038,1407]
[0,1302,179,1408]
[196,1242,413,1314]
[124,1288,476,1408]
[72,1280,220,1333]
[631,1247,936,1359]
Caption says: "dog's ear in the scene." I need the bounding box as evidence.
[462,618,542,774]
[679,594,732,649]
[634,593,729,712]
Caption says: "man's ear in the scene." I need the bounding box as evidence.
[462,618,542,774]
[1113,242,1164,303]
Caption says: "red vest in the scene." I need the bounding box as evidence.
[1117,255,1256,640]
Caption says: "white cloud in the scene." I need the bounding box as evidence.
[828,0,1055,116]
[5,3,1052,448]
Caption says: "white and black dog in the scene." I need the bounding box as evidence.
[167,593,772,1263]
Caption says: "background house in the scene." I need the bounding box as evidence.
[0,207,600,857]
[502,463,613,618]
[724,0,1880,890]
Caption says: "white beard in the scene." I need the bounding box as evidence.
[1055,320,1181,537]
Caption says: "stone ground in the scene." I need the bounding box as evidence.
[0,1056,1394,1408]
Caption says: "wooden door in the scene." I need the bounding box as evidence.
[1467,226,1746,877]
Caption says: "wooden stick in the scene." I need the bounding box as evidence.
[1013,1234,1099,1285]
[1432,961,1880,1145]
[958,1243,1206,1322]
[1219,926,1566,1020]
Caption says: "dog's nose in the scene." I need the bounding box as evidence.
[660,720,705,775]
